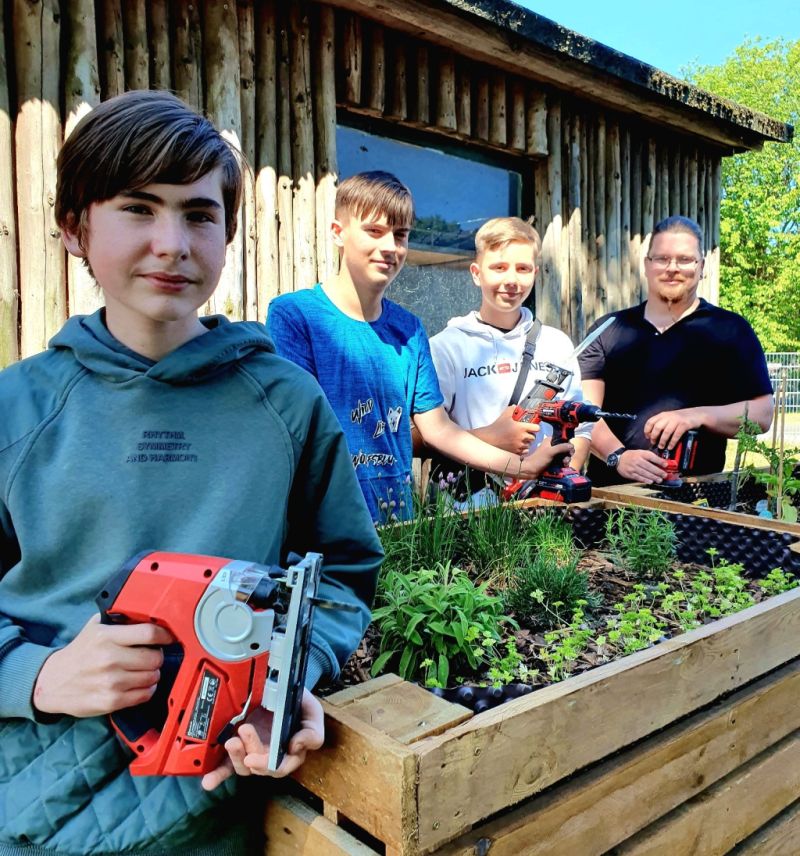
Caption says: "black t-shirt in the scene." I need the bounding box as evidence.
[578,300,773,486]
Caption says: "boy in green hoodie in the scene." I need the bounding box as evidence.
[0,90,382,855]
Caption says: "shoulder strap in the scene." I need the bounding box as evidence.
[508,318,542,406]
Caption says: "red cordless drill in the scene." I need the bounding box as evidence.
[503,400,636,503]
[654,429,699,488]
[96,551,354,777]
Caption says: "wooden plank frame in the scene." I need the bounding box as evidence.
[275,499,800,855]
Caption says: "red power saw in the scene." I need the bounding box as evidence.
[96,551,349,777]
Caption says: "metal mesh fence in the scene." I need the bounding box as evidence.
[764,353,800,445]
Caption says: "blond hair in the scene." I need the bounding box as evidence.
[335,171,414,227]
[474,217,541,258]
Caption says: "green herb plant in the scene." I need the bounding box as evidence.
[758,567,799,597]
[604,507,677,580]
[735,417,800,522]
[370,561,513,687]
[379,487,462,574]
[605,584,667,654]
[504,550,592,629]
[539,601,594,682]
[461,500,531,584]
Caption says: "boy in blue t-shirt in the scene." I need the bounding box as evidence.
[267,171,572,521]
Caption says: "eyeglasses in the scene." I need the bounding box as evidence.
[646,255,701,271]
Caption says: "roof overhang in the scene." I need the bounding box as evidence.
[321,0,794,153]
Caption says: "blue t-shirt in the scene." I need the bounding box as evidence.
[268,284,443,521]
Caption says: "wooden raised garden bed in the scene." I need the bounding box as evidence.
[593,470,800,535]
[264,499,800,855]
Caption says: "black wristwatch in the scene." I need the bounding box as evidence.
[606,447,627,469]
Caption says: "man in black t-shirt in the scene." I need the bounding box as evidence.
[578,216,774,487]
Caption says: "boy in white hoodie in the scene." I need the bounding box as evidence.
[429,217,591,492]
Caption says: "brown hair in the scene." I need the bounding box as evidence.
[651,215,704,256]
[474,217,541,258]
[56,89,243,246]
[335,171,414,227]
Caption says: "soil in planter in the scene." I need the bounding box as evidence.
[320,504,800,712]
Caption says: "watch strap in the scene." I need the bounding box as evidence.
[606,446,627,467]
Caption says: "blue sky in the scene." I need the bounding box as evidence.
[513,0,800,78]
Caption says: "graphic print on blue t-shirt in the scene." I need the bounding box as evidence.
[267,284,444,522]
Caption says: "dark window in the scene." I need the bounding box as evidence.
[337,124,523,334]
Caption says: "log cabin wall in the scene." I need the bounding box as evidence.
[0,0,727,365]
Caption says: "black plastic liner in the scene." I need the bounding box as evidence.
[653,477,766,509]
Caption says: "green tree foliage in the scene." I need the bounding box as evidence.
[687,39,800,350]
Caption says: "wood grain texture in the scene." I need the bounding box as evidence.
[0,0,18,365]
[413,587,800,850]
[436,660,800,856]
[14,0,66,357]
[615,730,800,855]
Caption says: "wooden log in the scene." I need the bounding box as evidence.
[670,144,681,215]
[703,153,713,300]
[474,74,489,141]
[64,0,102,319]
[688,147,699,223]
[594,114,608,318]
[680,149,689,215]
[579,115,591,335]
[98,0,124,98]
[605,118,621,311]
[489,71,506,146]
[620,127,632,308]
[435,48,456,131]
[559,113,571,334]
[173,0,203,111]
[536,100,562,328]
[386,35,407,120]
[630,134,643,303]
[0,0,18,366]
[455,58,471,136]
[290,1,317,292]
[340,11,362,105]
[202,0,243,318]
[255,0,280,317]
[640,137,656,294]
[413,44,430,124]
[437,660,800,856]
[526,89,547,156]
[567,112,584,341]
[710,156,722,305]
[697,155,707,243]
[658,142,670,222]
[238,0,257,321]
[149,0,171,91]
[365,21,385,113]
[412,587,800,850]
[276,6,294,294]
[122,0,148,90]
[616,730,800,855]
[509,79,525,151]
[14,0,66,357]
[584,120,597,328]
[314,3,338,284]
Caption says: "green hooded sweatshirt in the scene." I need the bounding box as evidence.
[0,310,382,854]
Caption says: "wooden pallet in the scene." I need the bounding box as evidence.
[265,580,800,855]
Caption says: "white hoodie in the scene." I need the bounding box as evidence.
[429,307,593,451]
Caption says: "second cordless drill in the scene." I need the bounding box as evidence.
[503,400,636,503]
